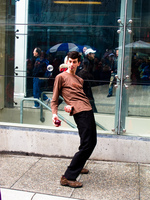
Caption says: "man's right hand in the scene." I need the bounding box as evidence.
[52,114,61,127]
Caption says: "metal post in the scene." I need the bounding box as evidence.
[117,0,128,135]
[40,92,44,122]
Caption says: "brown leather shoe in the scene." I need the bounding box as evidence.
[60,176,83,188]
[80,168,89,174]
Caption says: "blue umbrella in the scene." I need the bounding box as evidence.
[49,43,78,53]
[69,45,91,52]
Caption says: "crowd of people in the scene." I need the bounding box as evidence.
[27,47,119,83]
[27,45,150,108]
[131,55,150,84]
[27,46,120,108]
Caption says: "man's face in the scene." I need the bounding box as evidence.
[83,47,87,53]
[33,48,39,57]
[88,53,95,60]
[67,57,80,73]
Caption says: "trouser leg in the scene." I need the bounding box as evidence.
[33,78,40,107]
[108,75,114,95]
[108,73,116,95]
[64,110,97,180]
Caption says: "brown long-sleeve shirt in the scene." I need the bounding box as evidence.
[51,71,92,115]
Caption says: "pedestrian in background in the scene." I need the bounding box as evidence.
[78,48,98,112]
[107,50,118,97]
[32,48,50,108]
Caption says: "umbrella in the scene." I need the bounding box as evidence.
[69,45,89,52]
[69,45,91,52]
[125,40,150,49]
[116,40,150,49]
[49,43,78,53]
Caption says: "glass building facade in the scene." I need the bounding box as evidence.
[0,0,150,136]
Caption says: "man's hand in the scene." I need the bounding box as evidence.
[64,105,73,113]
[52,114,61,127]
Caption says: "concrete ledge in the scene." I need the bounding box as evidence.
[0,123,150,163]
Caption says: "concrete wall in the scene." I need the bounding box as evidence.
[0,123,150,163]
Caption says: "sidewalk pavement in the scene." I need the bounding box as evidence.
[0,154,150,200]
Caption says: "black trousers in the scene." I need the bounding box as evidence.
[64,110,97,180]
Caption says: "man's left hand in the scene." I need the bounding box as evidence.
[64,105,73,113]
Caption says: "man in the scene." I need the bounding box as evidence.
[107,50,118,97]
[32,48,50,108]
[75,46,88,74]
[78,48,97,112]
[51,51,97,188]
[83,48,96,72]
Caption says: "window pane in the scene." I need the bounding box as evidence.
[124,0,150,136]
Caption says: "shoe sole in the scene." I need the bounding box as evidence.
[60,183,83,188]
[80,171,89,174]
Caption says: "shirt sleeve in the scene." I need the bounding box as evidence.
[51,75,62,114]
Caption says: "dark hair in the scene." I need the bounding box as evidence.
[35,47,41,56]
[67,51,81,62]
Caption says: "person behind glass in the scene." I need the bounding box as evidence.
[32,48,50,108]
[107,50,118,97]
[59,55,68,72]
[57,56,68,106]
[75,46,87,74]
[51,51,97,188]
[78,48,98,113]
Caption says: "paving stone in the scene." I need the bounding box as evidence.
[0,155,40,187]
[12,157,74,198]
[72,160,139,200]
[1,188,34,200]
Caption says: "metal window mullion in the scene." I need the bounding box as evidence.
[117,0,128,135]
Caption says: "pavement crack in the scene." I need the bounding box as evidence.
[138,163,141,200]
[31,193,36,200]
[10,157,42,188]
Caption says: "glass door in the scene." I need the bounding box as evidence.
[116,0,150,136]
